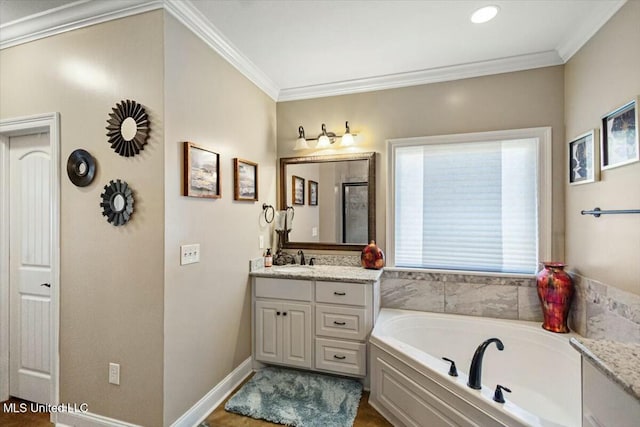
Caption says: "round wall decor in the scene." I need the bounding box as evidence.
[106,99,149,157]
[100,179,134,226]
[66,149,96,187]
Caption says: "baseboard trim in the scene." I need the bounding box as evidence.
[170,357,253,427]
[55,409,141,427]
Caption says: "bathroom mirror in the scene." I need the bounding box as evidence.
[279,152,376,251]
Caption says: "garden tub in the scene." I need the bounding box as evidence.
[369,308,580,427]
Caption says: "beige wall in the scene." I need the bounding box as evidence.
[0,11,166,426]
[163,13,277,425]
[565,1,640,295]
[277,66,566,259]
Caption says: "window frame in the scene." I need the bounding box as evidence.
[386,127,552,275]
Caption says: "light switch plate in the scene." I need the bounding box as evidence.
[109,363,120,385]
[259,235,265,249]
[180,244,200,265]
[312,227,318,237]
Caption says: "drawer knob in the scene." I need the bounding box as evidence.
[333,355,346,360]
[283,312,287,316]
[334,291,346,296]
[276,311,281,316]
[333,321,346,326]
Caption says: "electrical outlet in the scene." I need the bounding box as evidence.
[312,227,318,237]
[109,363,120,385]
[259,235,265,249]
[180,244,200,265]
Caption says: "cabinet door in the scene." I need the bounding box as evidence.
[282,302,312,368]
[255,300,281,364]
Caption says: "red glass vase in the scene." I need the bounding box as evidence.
[361,241,385,270]
[536,262,573,333]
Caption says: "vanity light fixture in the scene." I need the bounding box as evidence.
[316,124,333,149]
[470,5,499,24]
[294,126,310,150]
[341,121,355,147]
[293,122,357,150]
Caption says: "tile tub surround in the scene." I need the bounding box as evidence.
[380,269,541,321]
[570,337,640,403]
[569,273,640,343]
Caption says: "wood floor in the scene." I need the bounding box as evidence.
[1,375,392,427]
[0,398,52,427]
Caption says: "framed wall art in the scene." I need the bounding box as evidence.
[568,129,598,185]
[308,180,318,206]
[183,142,221,198]
[292,175,305,205]
[234,158,258,201]
[601,98,638,170]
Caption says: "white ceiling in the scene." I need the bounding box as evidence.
[0,0,627,100]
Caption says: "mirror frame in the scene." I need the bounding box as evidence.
[279,152,376,251]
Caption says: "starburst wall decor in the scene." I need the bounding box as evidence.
[100,179,134,226]
[106,99,150,157]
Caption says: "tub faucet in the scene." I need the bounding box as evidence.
[298,250,305,265]
[467,338,504,390]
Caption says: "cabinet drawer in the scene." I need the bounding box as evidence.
[315,281,366,306]
[315,338,366,377]
[316,304,367,340]
[255,277,312,301]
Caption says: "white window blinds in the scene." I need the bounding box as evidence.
[394,138,539,274]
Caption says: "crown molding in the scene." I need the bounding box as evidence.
[556,0,627,62]
[278,51,564,102]
[0,0,623,102]
[0,0,279,101]
[0,0,163,50]
[163,0,279,100]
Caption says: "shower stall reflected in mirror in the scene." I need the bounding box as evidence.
[342,182,368,244]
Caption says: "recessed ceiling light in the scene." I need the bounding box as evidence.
[471,5,500,24]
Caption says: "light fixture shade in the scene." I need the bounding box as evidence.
[294,137,309,150]
[294,125,309,150]
[316,135,331,149]
[340,132,354,146]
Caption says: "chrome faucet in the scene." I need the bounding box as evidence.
[297,250,305,265]
[467,338,504,390]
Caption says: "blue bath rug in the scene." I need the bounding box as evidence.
[224,366,363,427]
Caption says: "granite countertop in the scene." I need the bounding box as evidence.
[570,337,640,402]
[250,264,383,283]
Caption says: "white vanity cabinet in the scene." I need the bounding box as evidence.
[252,274,380,380]
[582,359,640,427]
[254,278,312,369]
[314,281,371,376]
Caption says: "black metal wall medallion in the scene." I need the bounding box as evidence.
[106,99,150,157]
[100,179,134,226]
[66,149,96,187]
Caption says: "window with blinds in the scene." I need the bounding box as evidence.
[393,137,540,274]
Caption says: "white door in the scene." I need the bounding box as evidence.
[9,132,52,405]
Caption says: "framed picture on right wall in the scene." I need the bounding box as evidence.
[569,129,599,185]
[601,98,638,170]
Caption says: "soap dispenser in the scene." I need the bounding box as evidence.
[264,248,273,267]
